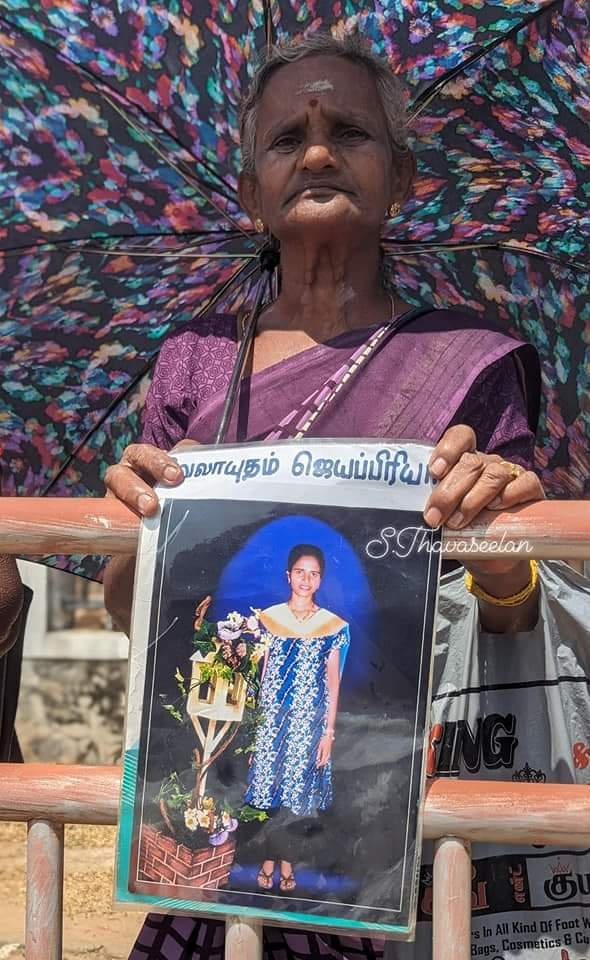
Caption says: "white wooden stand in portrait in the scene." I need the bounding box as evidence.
[186,648,263,957]
[186,646,247,797]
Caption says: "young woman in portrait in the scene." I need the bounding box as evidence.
[245,543,349,894]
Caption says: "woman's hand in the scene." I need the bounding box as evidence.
[103,442,186,635]
[424,424,545,631]
[424,424,544,537]
[316,733,334,768]
[104,442,184,516]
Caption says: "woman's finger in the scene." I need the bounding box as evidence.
[104,443,184,517]
[486,469,545,510]
[119,443,184,486]
[443,458,516,528]
[428,424,477,480]
[103,463,161,516]
[424,450,489,526]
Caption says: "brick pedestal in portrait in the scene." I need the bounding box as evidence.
[138,823,235,889]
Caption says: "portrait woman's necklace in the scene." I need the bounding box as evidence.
[287,602,319,623]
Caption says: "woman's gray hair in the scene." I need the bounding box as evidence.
[239,31,410,175]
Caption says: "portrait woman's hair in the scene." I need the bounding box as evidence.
[287,543,326,576]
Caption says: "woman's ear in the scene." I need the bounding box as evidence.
[238,171,261,226]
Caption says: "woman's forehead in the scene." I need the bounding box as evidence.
[292,556,321,569]
[259,56,379,120]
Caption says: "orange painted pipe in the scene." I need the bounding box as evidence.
[433,837,471,960]
[0,498,138,555]
[26,819,64,960]
[423,778,590,845]
[0,766,589,847]
[0,764,120,824]
[0,498,587,558]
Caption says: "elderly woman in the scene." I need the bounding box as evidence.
[105,31,546,960]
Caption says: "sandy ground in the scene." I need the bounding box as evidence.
[0,822,143,959]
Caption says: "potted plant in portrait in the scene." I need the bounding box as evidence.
[137,598,268,891]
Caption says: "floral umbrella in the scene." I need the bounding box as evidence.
[0,0,588,576]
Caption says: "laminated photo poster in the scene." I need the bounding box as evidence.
[115,439,442,939]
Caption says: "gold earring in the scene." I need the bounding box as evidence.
[254,218,265,233]
[388,202,401,218]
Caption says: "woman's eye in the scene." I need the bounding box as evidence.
[273,134,300,150]
[338,127,369,141]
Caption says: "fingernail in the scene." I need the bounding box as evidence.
[424,508,442,527]
[448,511,465,528]
[164,464,181,482]
[138,493,155,514]
[429,457,447,479]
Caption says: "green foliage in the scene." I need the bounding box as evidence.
[161,701,183,724]
[199,661,233,684]
[193,619,217,654]
[193,637,216,658]
[174,667,186,697]
[237,804,269,823]
[158,772,192,811]
[234,704,263,757]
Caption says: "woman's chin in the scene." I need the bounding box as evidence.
[281,197,361,234]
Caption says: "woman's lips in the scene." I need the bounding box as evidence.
[301,185,342,196]
[287,184,350,203]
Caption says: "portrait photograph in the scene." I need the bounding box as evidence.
[116,448,440,940]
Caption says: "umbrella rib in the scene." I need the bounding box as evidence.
[80,248,257,260]
[40,259,259,498]
[263,0,275,49]
[381,238,590,275]
[0,14,237,207]
[0,229,254,258]
[0,13,256,242]
[100,91,258,246]
[408,0,563,120]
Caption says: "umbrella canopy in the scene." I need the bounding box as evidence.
[0,0,588,575]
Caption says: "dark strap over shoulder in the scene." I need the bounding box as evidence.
[388,305,438,335]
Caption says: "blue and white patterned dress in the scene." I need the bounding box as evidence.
[244,603,350,817]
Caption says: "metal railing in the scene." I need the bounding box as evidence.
[0,497,588,960]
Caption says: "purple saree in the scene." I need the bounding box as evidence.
[131,308,538,960]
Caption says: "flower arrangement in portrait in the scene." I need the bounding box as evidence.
[189,598,268,703]
[157,771,239,848]
[156,596,268,852]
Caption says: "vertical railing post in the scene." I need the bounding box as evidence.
[26,819,64,960]
[432,836,472,960]
[225,917,263,960]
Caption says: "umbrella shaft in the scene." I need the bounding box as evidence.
[215,275,270,444]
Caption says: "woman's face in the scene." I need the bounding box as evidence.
[288,555,323,599]
[239,55,411,241]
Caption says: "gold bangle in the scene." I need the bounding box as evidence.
[464,560,539,607]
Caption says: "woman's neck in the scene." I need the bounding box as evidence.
[258,235,391,342]
[288,595,316,614]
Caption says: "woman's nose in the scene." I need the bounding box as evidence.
[302,140,337,172]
